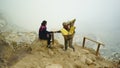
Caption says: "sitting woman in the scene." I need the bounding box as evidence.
[39,20,53,48]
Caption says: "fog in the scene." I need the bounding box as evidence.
[0,0,120,56]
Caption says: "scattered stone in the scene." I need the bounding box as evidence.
[86,58,93,65]
[45,64,63,68]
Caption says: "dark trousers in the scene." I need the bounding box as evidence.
[63,35,75,51]
[39,33,51,45]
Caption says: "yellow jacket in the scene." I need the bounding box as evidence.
[60,26,75,35]
[60,28,68,35]
[69,26,76,35]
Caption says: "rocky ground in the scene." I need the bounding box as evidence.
[0,32,119,68]
[0,31,36,68]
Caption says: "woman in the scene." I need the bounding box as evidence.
[39,20,52,48]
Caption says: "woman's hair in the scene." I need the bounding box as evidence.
[41,20,47,26]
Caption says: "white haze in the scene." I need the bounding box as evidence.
[0,0,120,57]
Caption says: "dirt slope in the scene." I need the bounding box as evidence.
[9,39,116,68]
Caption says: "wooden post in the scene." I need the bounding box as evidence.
[51,33,54,45]
[82,37,86,48]
[96,43,101,56]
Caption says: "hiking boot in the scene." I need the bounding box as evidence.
[73,48,75,52]
[47,45,51,48]
[63,49,67,51]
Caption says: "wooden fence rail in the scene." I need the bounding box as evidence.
[82,37,104,56]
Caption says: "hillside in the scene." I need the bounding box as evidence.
[0,31,120,68]
[7,39,117,68]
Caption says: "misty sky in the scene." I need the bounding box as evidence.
[0,0,120,56]
[0,0,120,34]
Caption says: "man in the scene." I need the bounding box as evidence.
[55,19,76,51]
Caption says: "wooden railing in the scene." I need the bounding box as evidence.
[82,37,104,56]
